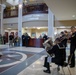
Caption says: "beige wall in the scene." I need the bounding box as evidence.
[30,28,48,38]
[22,28,48,38]
[5,28,48,38]
[55,18,76,27]
[56,28,70,34]
[59,20,76,26]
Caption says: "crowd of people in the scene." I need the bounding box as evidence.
[9,32,31,47]
[0,32,48,47]
[22,33,30,47]
[43,26,76,73]
[0,34,7,45]
[9,32,20,47]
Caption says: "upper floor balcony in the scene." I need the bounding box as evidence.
[3,3,48,18]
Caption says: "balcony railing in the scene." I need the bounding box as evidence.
[3,3,48,18]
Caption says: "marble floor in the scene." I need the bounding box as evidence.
[0,45,76,75]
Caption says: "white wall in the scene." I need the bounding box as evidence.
[5,30,18,35]
[3,14,48,24]
[3,20,48,30]
[3,14,48,30]
[23,21,48,27]
[57,28,70,34]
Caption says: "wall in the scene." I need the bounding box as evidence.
[23,21,48,27]
[5,29,18,35]
[59,20,76,26]
[30,28,48,38]
[22,28,48,38]
[3,14,48,30]
[56,28,70,34]
[3,14,48,24]
[55,18,76,27]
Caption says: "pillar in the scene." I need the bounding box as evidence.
[18,0,23,46]
[48,8,54,41]
[0,4,6,35]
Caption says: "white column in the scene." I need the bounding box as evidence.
[18,0,23,46]
[0,4,6,35]
[48,8,54,41]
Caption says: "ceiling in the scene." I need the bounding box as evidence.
[0,0,76,20]
[44,0,76,20]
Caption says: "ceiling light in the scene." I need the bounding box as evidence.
[33,27,36,28]
[26,27,28,29]
[37,27,40,29]
[29,0,36,2]
[24,0,27,3]
[19,4,22,8]
[60,26,66,28]
[7,28,11,29]
[72,15,75,18]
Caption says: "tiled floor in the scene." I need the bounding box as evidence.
[18,56,76,75]
[0,45,76,75]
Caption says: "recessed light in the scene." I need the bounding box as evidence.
[24,0,27,3]
[37,27,40,29]
[26,27,28,29]
[29,0,36,2]
[72,15,75,18]
[33,27,36,28]
[19,4,22,8]
[7,28,11,29]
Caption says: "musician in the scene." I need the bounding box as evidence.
[43,34,48,42]
[43,37,53,50]
[60,31,68,61]
[43,38,53,73]
[63,31,68,46]
[43,38,66,73]
[69,26,76,68]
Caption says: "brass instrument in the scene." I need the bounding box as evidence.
[43,38,53,51]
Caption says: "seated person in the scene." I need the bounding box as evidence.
[43,38,66,73]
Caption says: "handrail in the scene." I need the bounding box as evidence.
[3,3,48,18]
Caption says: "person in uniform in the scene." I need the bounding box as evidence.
[43,38,66,73]
[22,33,25,46]
[25,33,30,47]
[9,33,14,46]
[3,34,6,44]
[60,31,68,61]
[0,34,3,44]
[43,34,48,42]
[69,26,76,68]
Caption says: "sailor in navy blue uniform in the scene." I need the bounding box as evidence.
[69,26,76,68]
[43,38,66,73]
[60,31,68,61]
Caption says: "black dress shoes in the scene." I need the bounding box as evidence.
[0,55,2,58]
[43,70,51,73]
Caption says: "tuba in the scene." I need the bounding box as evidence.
[43,38,53,51]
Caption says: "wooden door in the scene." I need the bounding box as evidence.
[5,32,8,43]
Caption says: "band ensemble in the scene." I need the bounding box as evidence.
[43,26,76,73]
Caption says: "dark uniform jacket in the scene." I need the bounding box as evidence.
[9,35,14,40]
[43,35,48,41]
[47,43,65,66]
[69,32,76,46]
[69,32,76,53]
[60,34,67,47]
